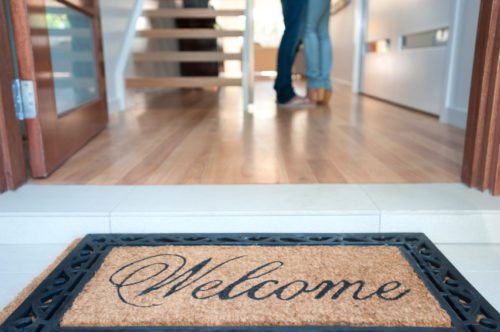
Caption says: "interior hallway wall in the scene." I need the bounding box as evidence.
[442,0,481,128]
[357,0,480,127]
[363,0,453,116]
[330,2,355,86]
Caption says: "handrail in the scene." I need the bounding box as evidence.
[242,0,255,112]
[331,0,351,16]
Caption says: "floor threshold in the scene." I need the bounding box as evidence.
[0,183,498,245]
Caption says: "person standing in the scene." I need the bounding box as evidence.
[304,0,333,104]
[274,0,315,109]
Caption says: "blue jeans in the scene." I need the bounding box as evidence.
[274,0,308,104]
[304,0,332,90]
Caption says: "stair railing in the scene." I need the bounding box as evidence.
[242,0,255,112]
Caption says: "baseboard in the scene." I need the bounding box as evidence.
[107,98,122,113]
[441,107,468,129]
[332,78,352,87]
[361,93,439,118]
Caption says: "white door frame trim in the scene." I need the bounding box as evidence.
[351,0,368,94]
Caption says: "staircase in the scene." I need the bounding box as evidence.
[126,1,254,109]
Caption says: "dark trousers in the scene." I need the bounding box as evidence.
[274,0,308,104]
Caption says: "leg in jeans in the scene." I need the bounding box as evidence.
[274,0,308,104]
[304,0,332,90]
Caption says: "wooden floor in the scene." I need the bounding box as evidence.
[34,80,465,185]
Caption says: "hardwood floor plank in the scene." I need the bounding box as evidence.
[33,81,466,185]
[308,160,348,183]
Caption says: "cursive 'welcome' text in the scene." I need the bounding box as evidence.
[108,254,411,307]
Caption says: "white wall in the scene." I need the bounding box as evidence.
[358,0,480,125]
[442,0,480,128]
[363,0,453,116]
[330,2,355,85]
[450,1,479,109]
[100,0,141,112]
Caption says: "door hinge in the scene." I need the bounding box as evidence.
[12,79,37,120]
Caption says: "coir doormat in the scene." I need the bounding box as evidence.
[1,234,499,332]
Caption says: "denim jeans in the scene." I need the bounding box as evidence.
[304,0,332,90]
[274,0,308,104]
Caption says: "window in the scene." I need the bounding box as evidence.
[46,3,99,114]
[401,28,450,49]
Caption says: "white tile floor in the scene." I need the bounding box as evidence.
[436,244,500,311]
[0,244,69,310]
[360,184,500,213]
[0,184,499,244]
[0,184,499,316]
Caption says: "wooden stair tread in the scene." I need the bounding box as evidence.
[143,9,245,18]
[126,77,242,88]
[137,28,243,39]
[134,51,242,62]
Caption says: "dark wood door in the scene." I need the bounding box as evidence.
[462,0,500,195]
[9,0,108,178]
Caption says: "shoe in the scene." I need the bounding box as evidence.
[318,89,332,105]
[278,96,316,109]
[307,89,323,104]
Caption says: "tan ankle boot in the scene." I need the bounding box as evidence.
[319,90,332,105]
[308,89,326,104]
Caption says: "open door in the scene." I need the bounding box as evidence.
[8,0,108,178]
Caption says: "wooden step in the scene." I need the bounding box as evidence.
[126,77,242,88]
[137,28,243,39]
[134,51,242,62]
[143,9,245,18]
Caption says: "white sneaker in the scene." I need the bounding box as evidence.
[278,96,317,109]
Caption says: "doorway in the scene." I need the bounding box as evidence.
[0,0,499,193]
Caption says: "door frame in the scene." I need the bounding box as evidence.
[461,0,500,195]
[0,0,499,193]
[0,0,27,192]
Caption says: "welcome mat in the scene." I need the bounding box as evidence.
[1,234,499,332]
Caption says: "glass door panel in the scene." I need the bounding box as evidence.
[46,1,99,114]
